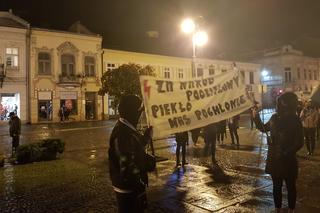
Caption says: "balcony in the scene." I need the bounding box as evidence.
[58,74,81,86]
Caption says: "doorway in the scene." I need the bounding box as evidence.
[85,92,96,120]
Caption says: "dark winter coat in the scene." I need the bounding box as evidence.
[254,113,304,178]
[109,120,150,193]
[175,131,188,144]
[9,116,21,137]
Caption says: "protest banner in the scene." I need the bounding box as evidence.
[140,70,253,138]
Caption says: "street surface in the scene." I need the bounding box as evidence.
[0,113,320,212]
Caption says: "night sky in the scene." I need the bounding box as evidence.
[2,0,320,60]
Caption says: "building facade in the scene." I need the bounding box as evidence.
[257,45,320,106]
[0,11,29,123]
[29,24,103,123]
[103,49,261,117]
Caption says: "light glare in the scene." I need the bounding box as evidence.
[181,18,195,34]
[193,31,208,46]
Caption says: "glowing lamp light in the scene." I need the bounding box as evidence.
[261,69,269,77]
[181,18,195,34]
[193,31,208,46]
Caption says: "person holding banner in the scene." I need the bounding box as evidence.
[175,131,188,167]
[253,92,303,213]
[108,95,154,213]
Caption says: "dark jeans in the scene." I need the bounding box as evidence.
[271,176,297,209]
[191,128,201,145]
[116,191,147,213]
[176,141,187,165]
[217,131,225,142]
[228,124,239,145]
[304,127,316,154]
[12,135,20,151]
[204,133,217,162]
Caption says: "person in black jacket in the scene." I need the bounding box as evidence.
[9,112,21,157]
[228,115,240,148]
[203,123,218,163]
[108,95,154,213]
[175,131,188,167]
[253,92,304,213]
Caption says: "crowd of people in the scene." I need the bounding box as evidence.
[106,93,318,213]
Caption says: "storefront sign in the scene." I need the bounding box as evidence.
[38,91,52,100]
[60,92,77,100]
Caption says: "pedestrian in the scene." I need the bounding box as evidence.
[108,95,154,213]
[217,120,226,144]
[300,100,318,155]
[190,127,201,146]
[175,131,188,167]
[59,105,65,122]
[250,101,259,130]
[9,112,21,157]
[228,114,240,148]
[203,123,218,163]
[253,92,303,213]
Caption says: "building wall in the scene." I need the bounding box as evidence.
[0,26,28,122]
[29,29,103,123]
[258,45,320,104]
[103,49,261,116]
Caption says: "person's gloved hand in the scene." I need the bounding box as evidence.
[144,126,153,140]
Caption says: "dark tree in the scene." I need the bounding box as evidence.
[99,63,155,111]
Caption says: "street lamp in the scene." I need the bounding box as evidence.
[181,18,208,77]
[260,69,269,122]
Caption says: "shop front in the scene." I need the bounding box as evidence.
[0,93,20,120]
[37,91,52,122]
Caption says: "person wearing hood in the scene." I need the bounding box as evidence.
[108,95,154,213]
[9,112,21,157]
[252,92,304,213]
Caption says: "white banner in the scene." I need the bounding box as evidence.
[140,71,253,138]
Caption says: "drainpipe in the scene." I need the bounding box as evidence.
[101,49,105,120]
[26,25,31,124]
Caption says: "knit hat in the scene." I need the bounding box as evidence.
[277,92,298,113]
[118,95,143,126]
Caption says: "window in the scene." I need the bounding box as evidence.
[178,68,184,79]
[249,72,254,84]
[164,67,170,79]
[197,68,203,77]
[84,56,95,77]
[107,63,116,71]
[60,99,78,115]
[304,69,307,80]
[309,70,312,80]
[61,54,75,76]
[297,68,300,79]
[38,52,51,75]
[285,71,292,83]
[6,48,19,69]
[209,65,215,75]
[314,70,318,80]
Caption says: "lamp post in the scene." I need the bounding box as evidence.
[261,69,269,122]
[181,18,208,78]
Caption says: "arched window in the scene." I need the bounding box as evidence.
[61,54,75,76]
[38,52,51,74]
[84,56,95,77]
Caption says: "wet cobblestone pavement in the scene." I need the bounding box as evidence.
[0,115,320,212]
